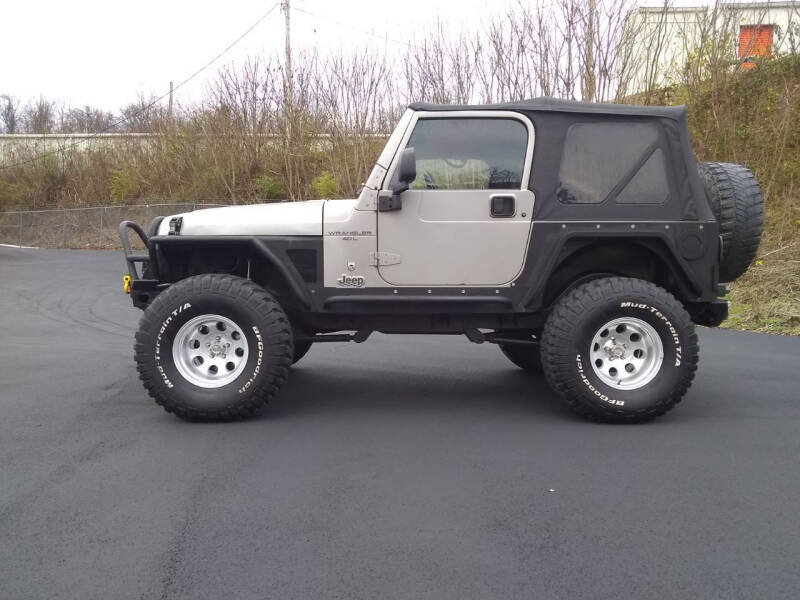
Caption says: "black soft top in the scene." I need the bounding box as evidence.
[409,98,685,121]
[410,97,711,222]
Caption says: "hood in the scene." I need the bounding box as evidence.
[157,200,325,236]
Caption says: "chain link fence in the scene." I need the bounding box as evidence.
[0,203,228,249]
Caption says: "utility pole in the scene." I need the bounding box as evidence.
[282,0,293,109]
[168,81,174,121]
[583,0,597,102]
[282,0,294,200]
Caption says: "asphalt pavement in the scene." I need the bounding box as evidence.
[1,246,799,600]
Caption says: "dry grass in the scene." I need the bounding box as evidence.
[722,191,800,335]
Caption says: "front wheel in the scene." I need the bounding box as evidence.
[134,274,293,421]
[540,277,698,423]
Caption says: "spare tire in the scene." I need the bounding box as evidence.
[697,162,763,282]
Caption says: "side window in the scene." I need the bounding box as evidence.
[557,121,668,204]
[402,118,528,190]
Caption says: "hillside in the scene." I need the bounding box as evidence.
[683,56,800,334]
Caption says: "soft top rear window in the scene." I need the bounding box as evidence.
[557,121,666,204]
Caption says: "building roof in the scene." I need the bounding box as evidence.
[636,2,798,12]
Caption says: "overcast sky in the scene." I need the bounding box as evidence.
[1,0,717,112]
[1,0,502,111]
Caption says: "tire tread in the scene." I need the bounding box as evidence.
[697,161,763,282]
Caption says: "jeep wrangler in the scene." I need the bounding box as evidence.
[119,99,763,423]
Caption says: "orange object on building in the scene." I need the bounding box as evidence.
[738,25,773,70]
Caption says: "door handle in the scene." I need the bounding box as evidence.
[490,194,516,217]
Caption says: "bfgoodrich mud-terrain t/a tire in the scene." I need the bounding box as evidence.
[134,274,293,421]
[540,277,699,423]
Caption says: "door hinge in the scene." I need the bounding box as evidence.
[369,251,402,266]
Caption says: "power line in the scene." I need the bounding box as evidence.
[0,2,281,172]
[290,5,417,49]
[291,2,567,52]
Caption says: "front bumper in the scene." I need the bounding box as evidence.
[118,220,165,309]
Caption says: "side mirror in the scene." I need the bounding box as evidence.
[394,147,417,194]
[379,147,416,212]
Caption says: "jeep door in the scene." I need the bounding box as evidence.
[377,112,535,286]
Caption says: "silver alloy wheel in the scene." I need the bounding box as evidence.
[172,314,249,388]
[589,317,664,390]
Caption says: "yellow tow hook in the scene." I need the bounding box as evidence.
[123,274,131,294]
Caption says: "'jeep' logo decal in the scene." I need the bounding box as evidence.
[337,274,365,287]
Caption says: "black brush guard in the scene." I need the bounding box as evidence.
[119,220,164,308]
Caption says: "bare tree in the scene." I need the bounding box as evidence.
[23,97,57,134]
[119,94,169,133]
[58,105,116,133]
[1,94,20,133]
[315,50,397,195]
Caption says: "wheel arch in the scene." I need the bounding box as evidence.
[539,238,700,310]
[152,236,313,312]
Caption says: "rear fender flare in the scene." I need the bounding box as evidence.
[522,232,706,311]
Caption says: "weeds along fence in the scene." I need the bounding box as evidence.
[0,203,227,249]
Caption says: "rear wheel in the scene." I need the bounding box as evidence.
[540,277,698,423]
[134,274,293,421]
